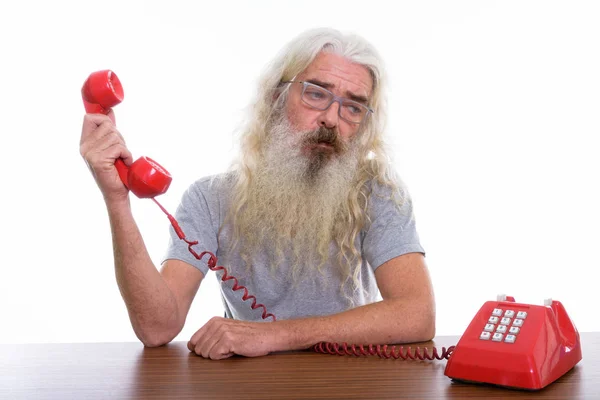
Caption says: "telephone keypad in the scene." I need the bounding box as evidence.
[480,306,527,342]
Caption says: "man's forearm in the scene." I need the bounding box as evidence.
[106,198,181,346]
[273,298,435,351]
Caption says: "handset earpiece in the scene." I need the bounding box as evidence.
[81,70,172,198]
[81,70,124,114]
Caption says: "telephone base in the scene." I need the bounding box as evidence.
[449,378,542,392]
[444,297,581,390]
[449,362,579,391]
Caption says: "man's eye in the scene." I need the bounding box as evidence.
[346,104,363,115]
[306,90,326,100]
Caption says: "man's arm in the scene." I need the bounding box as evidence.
[79,110,204,347]
[280,252,435,346]
[107,199,204,346]
[188,252,435,359]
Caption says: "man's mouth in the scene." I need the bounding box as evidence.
[300,126,344,156]
[301,141,337,157]
[311,142,335,151]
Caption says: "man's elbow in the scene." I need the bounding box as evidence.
[141,335,172,348]
[413,305,436,342]
[137,328,179,348]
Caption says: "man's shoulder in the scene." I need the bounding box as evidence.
[188,171,237,194]
[364,176,405,198]
[179,172,237,212]
[364,176,411,214]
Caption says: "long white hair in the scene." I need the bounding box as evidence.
[226,27,404,299]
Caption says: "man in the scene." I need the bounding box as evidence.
[79,27,436,360]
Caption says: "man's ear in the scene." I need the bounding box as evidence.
[271,84,289,109]
[272,83,285,102]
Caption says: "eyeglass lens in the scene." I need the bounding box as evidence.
[302,84,368,123]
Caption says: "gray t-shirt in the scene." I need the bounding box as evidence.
[162,173,424,322]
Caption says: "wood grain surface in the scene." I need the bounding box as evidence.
[1,333,597,399]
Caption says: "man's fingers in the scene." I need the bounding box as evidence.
[81,129,124,157]
[81,123,128,157]
[196,332,233,360]
[121,147,134,166]
[207,337,234,360]
[196,323,222,357]
[188,317,229,358]
[81,113,111,140]
[188,322,211,352]
[82,142,132,172]
[80,113,125,145]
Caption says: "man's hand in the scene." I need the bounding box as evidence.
[187,317,279,360]
[79,110,133,204]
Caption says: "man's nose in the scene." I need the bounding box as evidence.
[318,100,340,129]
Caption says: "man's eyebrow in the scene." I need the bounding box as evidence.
[305,79,369,105]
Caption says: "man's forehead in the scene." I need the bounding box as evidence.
[297,52,373,97]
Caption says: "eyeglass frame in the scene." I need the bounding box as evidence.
[282,80,374,124]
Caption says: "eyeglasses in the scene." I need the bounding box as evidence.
[283,81,373,124]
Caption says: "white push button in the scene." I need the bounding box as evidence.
[516,311,527,319]
[504,310,515,318]
[480,331,491,340]
[484,324,495,332]
[492,308,503,316]
[505,334,516,343]
[496,325,507,333]
[492,333,504,342]
[509,326,520,334]
[488,316,499,324]
[500,317,511,325]
[513,319,524,327]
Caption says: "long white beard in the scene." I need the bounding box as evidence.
[234,115,361,279]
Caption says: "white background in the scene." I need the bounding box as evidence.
[1,0,598,344]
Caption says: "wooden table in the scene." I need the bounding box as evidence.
[1,333,597,399]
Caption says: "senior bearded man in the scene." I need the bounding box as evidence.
[79,27,436,360]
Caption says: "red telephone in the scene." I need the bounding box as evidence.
[81,70,172,199]
[443,294,582,390]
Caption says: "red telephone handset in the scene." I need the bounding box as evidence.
[81,70,172,198]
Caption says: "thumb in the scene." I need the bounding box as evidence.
[107,109,116,124]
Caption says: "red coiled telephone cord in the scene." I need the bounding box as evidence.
[153,197,454,361]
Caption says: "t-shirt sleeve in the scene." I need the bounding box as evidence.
[362,182,425,271]
[161,179,219,275]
